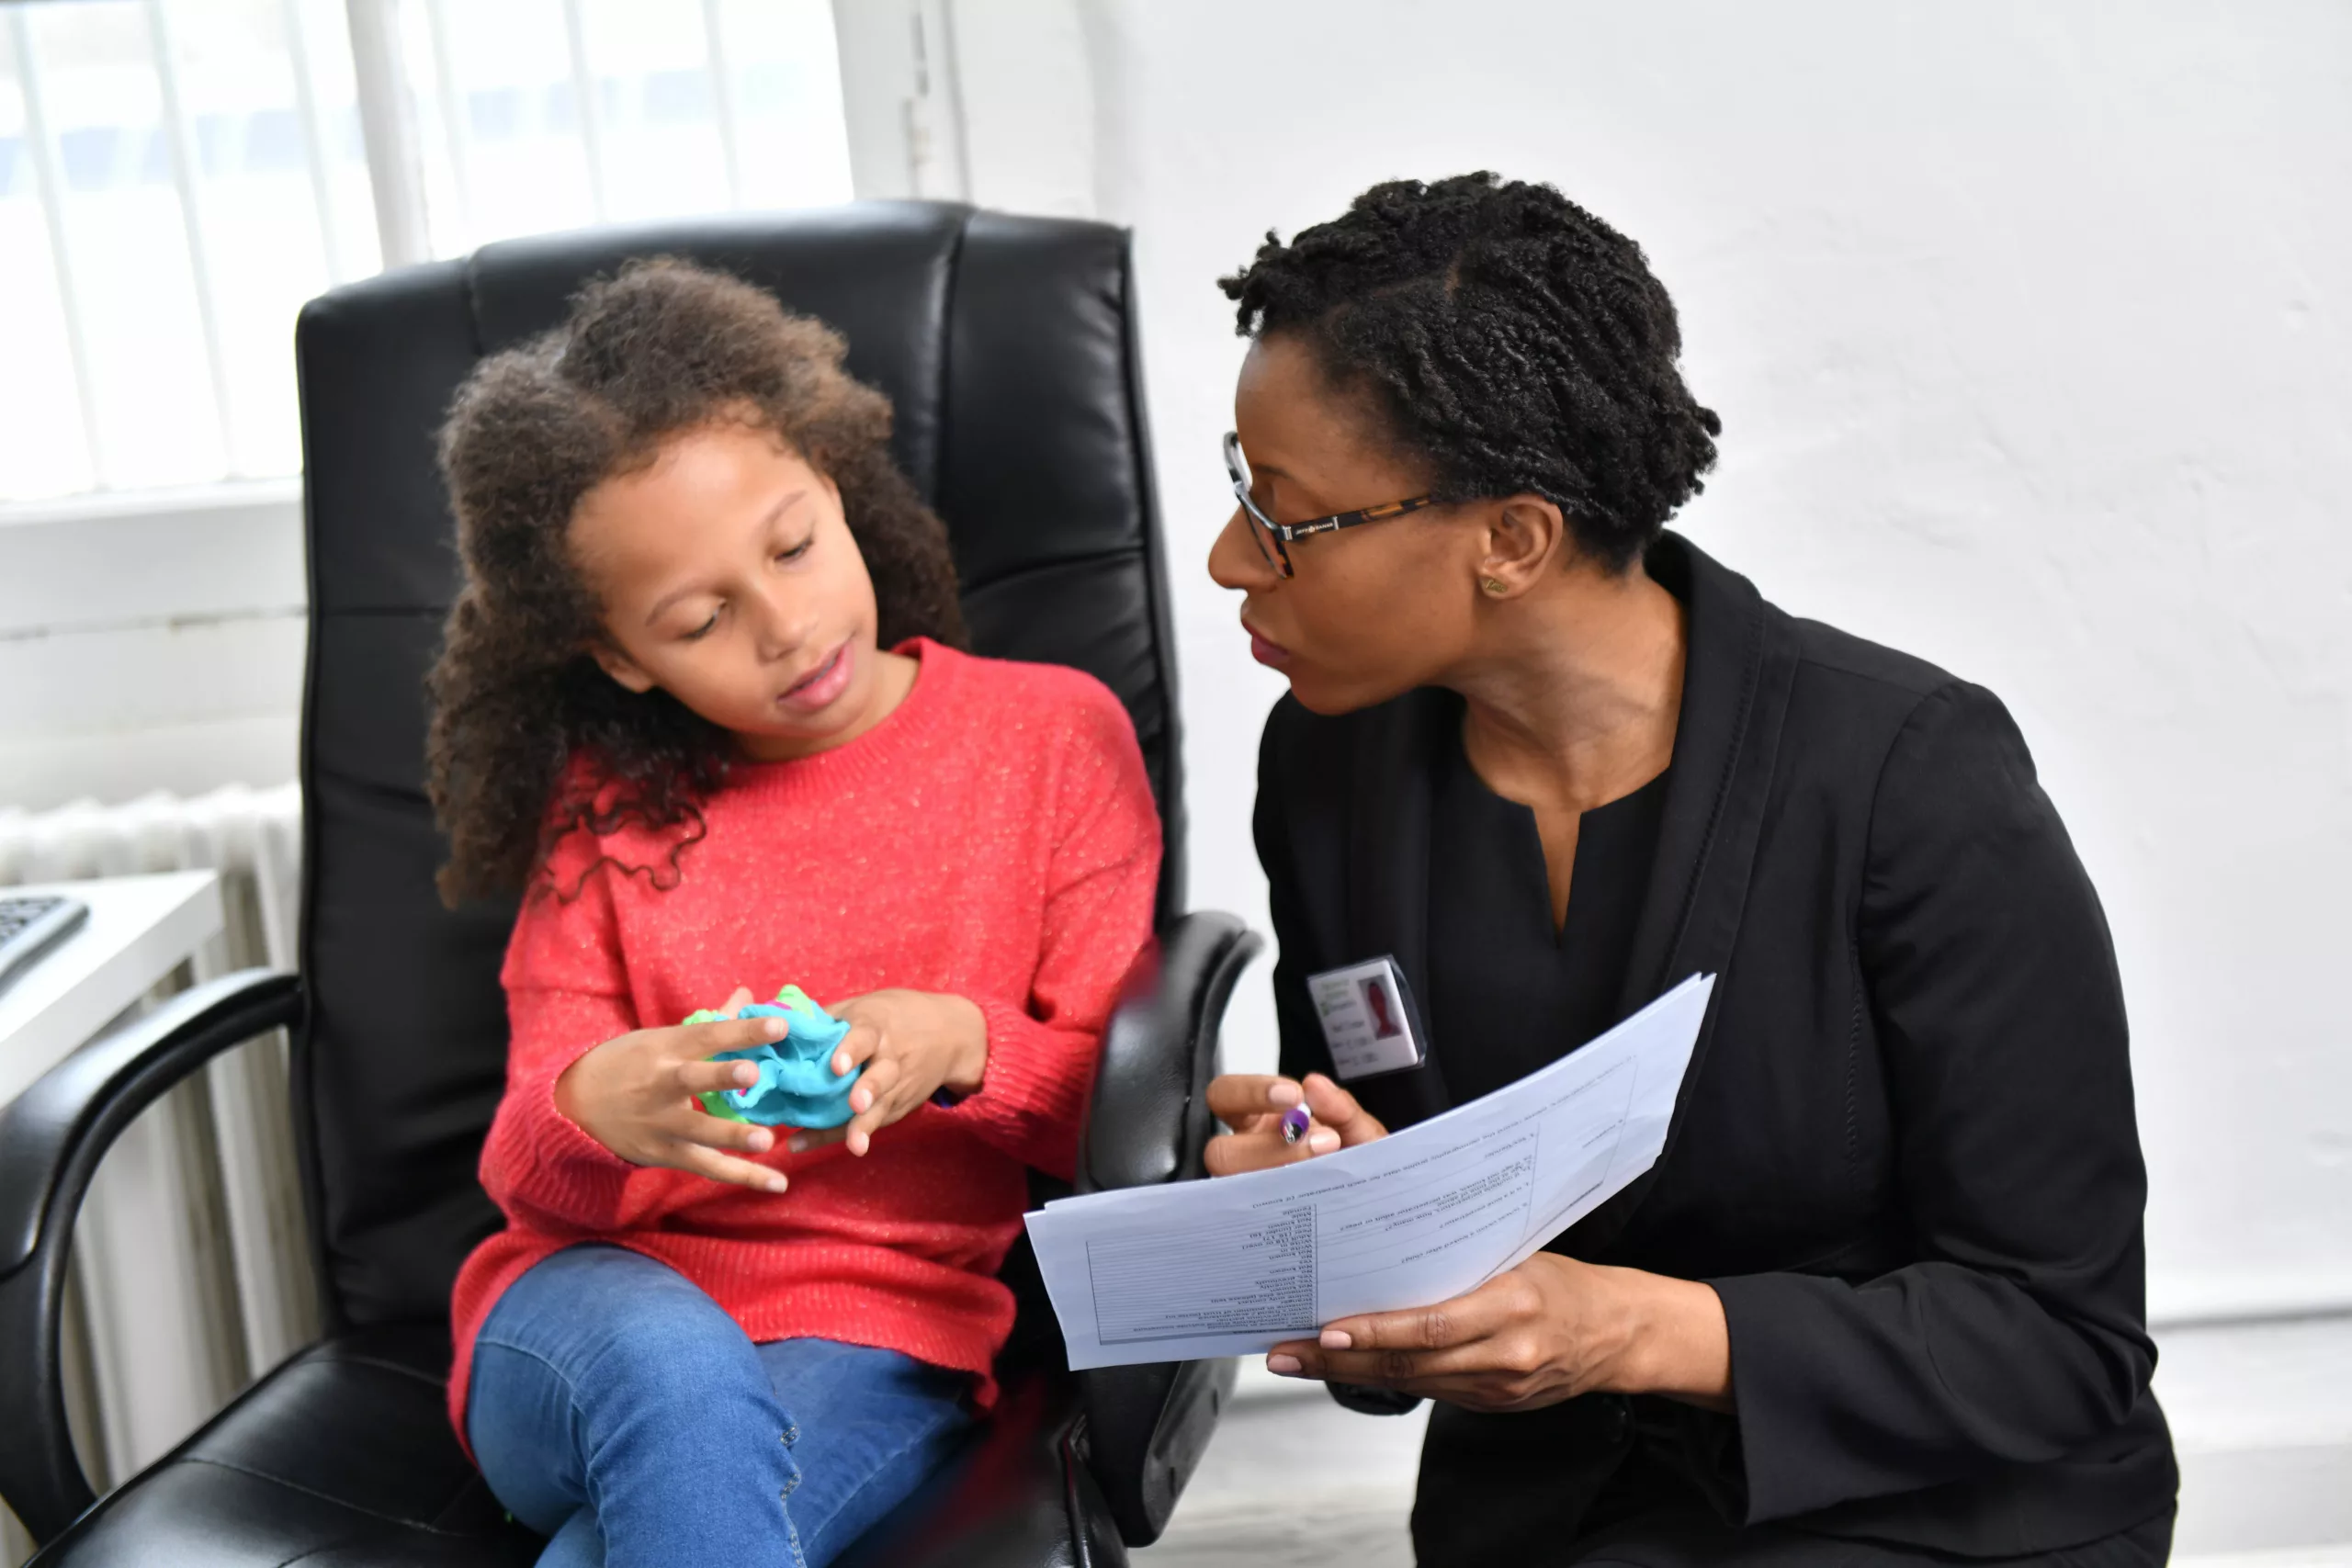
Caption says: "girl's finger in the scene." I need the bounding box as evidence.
[721,986,755,1013]
[1206,1075,1303,1124]
[844,1112,878,1156]
[847,1094,908,1156]
[786,1124,850,1155]
[659,1104,775,1155]
[831,1022,882,1078]
[670,1141,790,1193]
[844,1069,922,1156]
[681,1013,791,1054]
[677,1057,761,1096]
[849,1055,902,1116]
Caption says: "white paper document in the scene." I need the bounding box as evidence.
[1024,972,1715,1369]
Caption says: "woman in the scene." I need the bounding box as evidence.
[1202,174,2176,1566]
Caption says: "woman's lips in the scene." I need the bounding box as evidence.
[1245,624,1292,670]
[778,641,854,712]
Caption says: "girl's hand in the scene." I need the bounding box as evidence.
[789,989,988,1156]
[1204,1072,1388,1174]
[554,986,794,1192]
[1262,1255,1733,1414]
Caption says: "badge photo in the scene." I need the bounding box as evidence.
[1306,955,1429,1081]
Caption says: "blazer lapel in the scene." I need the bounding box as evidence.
[1569,533,1799,1252]
[1340,688,1455,1131]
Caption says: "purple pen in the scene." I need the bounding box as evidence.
[1280,1104,1312,1145]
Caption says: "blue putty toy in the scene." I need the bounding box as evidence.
[688,986,859,1129]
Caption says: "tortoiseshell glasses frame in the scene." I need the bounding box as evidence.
[1224,430,1434,579]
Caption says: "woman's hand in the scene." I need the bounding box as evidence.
[789,989,989,1156]
[1264,1255,1734,1414]
[1203,1071,1389,1173]
[554,986,793,1192]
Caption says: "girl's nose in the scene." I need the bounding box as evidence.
[1207,507,1278,591]
[746,584,816,661]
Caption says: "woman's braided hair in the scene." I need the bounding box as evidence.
[426,257,967,906]
[1220,173,1720,571]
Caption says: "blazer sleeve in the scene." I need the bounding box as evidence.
[1707,681,2156,1522]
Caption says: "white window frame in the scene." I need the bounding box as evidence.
[0,0,1093,807]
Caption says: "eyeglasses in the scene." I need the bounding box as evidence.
[1224,431,1433,579]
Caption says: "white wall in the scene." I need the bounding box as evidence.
[9,0,2344,1326]
[1065,0,2352,1322]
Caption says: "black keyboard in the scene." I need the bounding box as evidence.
[0,894,90,998]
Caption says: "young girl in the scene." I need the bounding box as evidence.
[425,258,1161,1568]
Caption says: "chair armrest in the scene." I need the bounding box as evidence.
[1071,910,1261,1548]
[0,968,304,1543]
[1074,909,1261,1197]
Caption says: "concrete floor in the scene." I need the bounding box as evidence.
[1134,1378,1420,1568]
[2156,1317,2352,1561]
[1136,1318,2352,1567]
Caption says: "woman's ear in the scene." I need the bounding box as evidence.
[590,643,658,694]
[1476,494,1568,598]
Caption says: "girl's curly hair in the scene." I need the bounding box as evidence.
[426,257,968,906]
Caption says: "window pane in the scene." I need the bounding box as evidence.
[406,0,853,254]
[581,0,732,223]
[3,0,854,506]
[163,0,366,479]
[718,0,854,212]
[0,0,375,501]
[27,0,223,491]
[284,0,381,287]
[0,21,98,499]
[407,0,594,252]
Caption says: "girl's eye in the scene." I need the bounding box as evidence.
[682,610,720,641]
[776,536,814,563]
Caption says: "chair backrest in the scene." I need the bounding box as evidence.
[291,203,1184,1330]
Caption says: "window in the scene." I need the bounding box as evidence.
[403,1,853,254]
[0,0,854,505]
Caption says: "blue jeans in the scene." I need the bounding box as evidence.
[467,1245,973,1568]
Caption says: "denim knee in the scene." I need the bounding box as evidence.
[579,1313,780,1426]
[469,1247,803,1565]
[478,1247,794,1445]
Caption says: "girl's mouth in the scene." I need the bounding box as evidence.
[778,641,854,713]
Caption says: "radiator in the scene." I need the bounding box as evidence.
[0,784,317,1524]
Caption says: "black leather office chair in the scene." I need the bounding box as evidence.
[0,203,1255,1567]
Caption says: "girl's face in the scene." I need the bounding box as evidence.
[571,420,904,761]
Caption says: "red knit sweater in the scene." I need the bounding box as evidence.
[447,640,1161,1440]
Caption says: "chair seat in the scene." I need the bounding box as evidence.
[31,1323,1113,1568]
[31,1325,534,1567]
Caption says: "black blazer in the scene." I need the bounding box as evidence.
[1255,533,2176,1562]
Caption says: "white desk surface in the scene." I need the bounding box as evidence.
[0,870,226,1108]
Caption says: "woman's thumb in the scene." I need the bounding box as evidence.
[1302,1073,1383,1143]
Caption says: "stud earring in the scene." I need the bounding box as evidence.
[1480,577,1508,596]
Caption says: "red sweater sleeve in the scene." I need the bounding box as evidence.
[479,855,692,1234]
[943,681,1161,1179]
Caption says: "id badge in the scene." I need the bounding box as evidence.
[1306,955,1429,1082]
